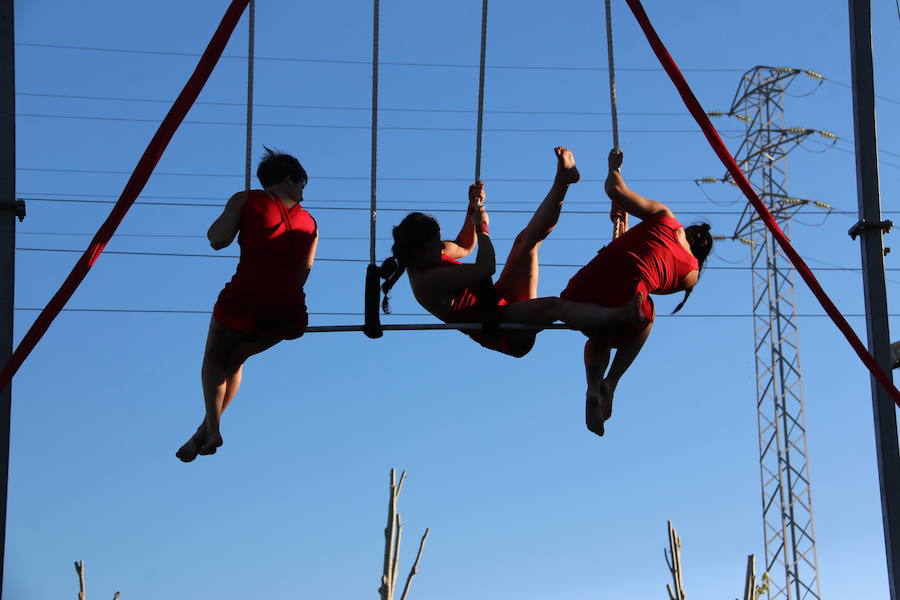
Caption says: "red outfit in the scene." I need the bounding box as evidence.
[561,214,698,346]
[213,190,317,340]
[433,254,515,355]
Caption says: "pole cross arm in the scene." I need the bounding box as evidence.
[1,199,24,222]
[848,218,892,241]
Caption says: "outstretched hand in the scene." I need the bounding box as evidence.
[608,148,623,171]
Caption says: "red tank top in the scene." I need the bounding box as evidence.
[227,190,317,293]
[602,214,697,294]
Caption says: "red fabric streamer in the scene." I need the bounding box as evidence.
[0,0,250,393]
[624,0,900,405]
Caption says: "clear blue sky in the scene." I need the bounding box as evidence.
[8,1,900,598]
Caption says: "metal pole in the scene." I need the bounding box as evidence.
[0,0,15,597]
[848,2,900,598]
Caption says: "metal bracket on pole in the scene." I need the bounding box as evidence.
[848,218,892,241]
[1,199,23,222]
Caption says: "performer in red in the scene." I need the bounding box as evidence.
[561,149,713,437]
[177,148,318,461]
[378,147,645,358]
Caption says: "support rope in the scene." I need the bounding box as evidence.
[604,0,626,240]
[244,0,255,191]
[604,0,619,152]
[363,0,384,338]
[0,0,250,393]
[623,0,900,405]
[474,0,488,182]
[370,0,379,266]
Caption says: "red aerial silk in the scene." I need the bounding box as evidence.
[0,0,250,393]
[623,0,900,405]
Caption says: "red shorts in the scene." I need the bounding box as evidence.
[445,297,524,356]
[213,287,308,340]
[561,256,655,348]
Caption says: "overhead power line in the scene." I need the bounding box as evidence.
[15,41,900,106]
[16,247,900,274]
[16,112,730,136]
[14,170,697,183]
[17,196,873,215]
[12,307,897,319]
[15,41,744,73]
[16,91,689,117]
[14,190,717,206]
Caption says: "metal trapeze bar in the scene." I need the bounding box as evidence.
[304,323,574,334]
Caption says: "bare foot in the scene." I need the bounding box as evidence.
[175,428,203,463]
[554,146,580,185]
[198,429,223,456]
[585,380,614,437]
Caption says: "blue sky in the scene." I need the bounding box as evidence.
[8,1,900,598]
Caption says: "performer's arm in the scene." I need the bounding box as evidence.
[604,150,673,220]
[418,202,495,292]
[207,191,247,250]
[442,182,484,259]
[297,231,318,288]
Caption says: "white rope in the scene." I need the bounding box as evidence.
[474,0,488,182]
[604,0,626,239]
[369,0,380,265]
[244,0,255,192]
[604,0,619,151]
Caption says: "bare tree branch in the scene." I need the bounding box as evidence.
[665,521,686,600]
[400,528,430,600]
[74,560,86,600]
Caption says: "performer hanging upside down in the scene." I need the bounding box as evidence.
[378,146,645,358]
[560,149,713,437]
[176,148,317,461]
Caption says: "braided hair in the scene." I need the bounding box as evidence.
[378,212,441,313]
[671,223,713,314]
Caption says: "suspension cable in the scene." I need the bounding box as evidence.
[605,0,626,240]
[369,0,379,265]
[474,0,488,182]
[363,0,384,338]
[244,0,255,191]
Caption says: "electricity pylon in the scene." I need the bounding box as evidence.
[726,66,829,600]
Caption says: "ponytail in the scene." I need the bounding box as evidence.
[378,212,442,314]
[672,223,713,314]
[378,256,404,314]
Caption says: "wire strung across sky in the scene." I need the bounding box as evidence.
[16,112,734,136]
[15,41,900,106]
[15,168,696,183]
[15,247,899,276]
[14,190,720,206]
[12,307,897,320]
[16,93,900,162]
[15,91,690,117]
[15,196,883,216]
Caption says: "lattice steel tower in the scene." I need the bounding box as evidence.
[726,66,829,600]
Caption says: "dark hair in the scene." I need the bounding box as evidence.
[256,146,308,189]
[377,212,441,313]
[672,223,713,314]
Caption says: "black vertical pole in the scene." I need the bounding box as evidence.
[0,0,14,597]
[848,2,900,599]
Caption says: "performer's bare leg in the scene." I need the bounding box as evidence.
[495,146,580,301]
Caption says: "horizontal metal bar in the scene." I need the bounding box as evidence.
[304,323,574,333]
